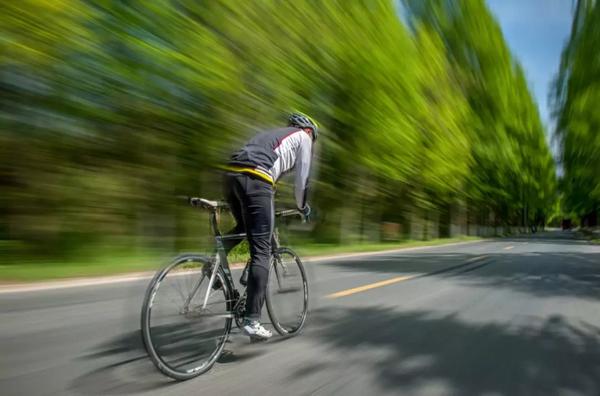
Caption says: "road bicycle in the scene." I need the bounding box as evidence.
[140,197,309,380]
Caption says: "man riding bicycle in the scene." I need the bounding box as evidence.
[223,112,318,340]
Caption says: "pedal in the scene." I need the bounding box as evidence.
[240,260,250,286]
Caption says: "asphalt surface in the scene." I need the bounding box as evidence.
[1,231,600,396]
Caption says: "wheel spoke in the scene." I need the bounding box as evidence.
[141,256,232,379]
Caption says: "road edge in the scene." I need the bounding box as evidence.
[0,239,483,294]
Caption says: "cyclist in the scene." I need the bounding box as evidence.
[223,112,318,340]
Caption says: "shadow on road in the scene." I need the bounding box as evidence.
[69,330,180,395]
[321,233,600,301]
[295,306,600,395]
[327,253,600,300]
[69,329,174,395]
[69,325,268,394]
[460,254,600,301]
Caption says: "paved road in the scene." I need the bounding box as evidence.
[2,231,600,396]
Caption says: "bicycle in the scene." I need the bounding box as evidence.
[140,197,309,380]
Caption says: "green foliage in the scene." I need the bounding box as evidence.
[554,0,600,221]
[0,0,556,259]
[404,0,556,222]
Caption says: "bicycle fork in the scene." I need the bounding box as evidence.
[203,256,221,309]
[182,272,205,314]
[181,256,221,314]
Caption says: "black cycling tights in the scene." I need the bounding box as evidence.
[223,173,274,320]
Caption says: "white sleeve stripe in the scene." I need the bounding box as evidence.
[274,130,302,149]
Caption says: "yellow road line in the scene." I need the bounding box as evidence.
[326,255,488,299]
[326,275,417,298]
[504,246,514,250]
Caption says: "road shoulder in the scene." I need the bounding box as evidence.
[0,239,484,294]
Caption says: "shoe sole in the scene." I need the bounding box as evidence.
[243,330,272,341]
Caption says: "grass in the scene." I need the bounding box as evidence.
[294,236,480,257]
[0,252,164,283]
[0,236,480,283]
[577,228,600,245]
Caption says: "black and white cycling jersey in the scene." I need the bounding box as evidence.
[228,127,313,209]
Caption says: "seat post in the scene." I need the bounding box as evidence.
[209,209,221,236]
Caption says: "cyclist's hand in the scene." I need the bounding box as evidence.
[300,204,311,222]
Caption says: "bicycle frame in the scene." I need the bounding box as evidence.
[198,208,242,310]
[141,199,307,380]
[184,198,296,312]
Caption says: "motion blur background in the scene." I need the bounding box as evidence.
[1,0,598,280]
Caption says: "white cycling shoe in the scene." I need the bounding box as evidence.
[242,320,273,340]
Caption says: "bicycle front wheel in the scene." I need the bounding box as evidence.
[266,248,308,336]
[141,254,232,380]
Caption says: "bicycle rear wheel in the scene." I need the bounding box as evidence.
[141,254,232,380]
[266,248,308,336]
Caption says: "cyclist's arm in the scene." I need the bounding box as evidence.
[294,134,312,210]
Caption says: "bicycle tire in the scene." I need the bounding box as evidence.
[266,247,309,336]
[141,254,233,380]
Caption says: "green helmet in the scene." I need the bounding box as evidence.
[288,112,319,141]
